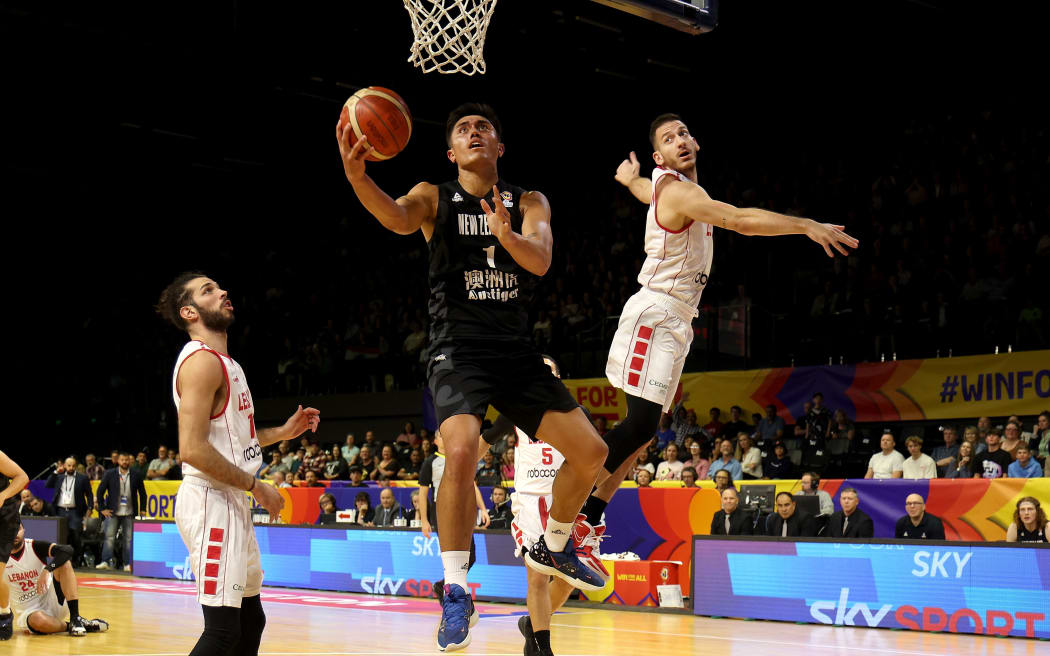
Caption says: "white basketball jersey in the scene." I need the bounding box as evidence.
[5,539,47,609]
[172,341,262,488]
[512,427,565,497]
[636,166,715,309]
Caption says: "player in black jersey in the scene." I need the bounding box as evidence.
[0,450,30,640]
[338,103,607,651]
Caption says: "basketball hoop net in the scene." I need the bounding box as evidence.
[403,0,497,76]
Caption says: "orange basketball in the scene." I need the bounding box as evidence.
[338,86,412,161]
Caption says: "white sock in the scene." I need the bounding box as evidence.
[441,550,471,590]
[544,517,574,552]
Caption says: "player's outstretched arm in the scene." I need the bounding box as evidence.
[661,181,859,257]
[481,186,552,276]
[614,151,653,204]
[257,405,320,447]
[336,121,436,235]
[0,450,29,503]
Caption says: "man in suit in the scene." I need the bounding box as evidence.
[765,491,816,537]
[710,487,754,536]
[45,457,93,565]
[826,487,874,538]
[95,451,148,570]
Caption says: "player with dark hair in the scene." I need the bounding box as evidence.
[566,113,858,563]
[157,272,320,656]
[2,523,108,637]
[337,104,607,651]
[0,450,29,640]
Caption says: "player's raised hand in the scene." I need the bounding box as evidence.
[805,222,859,257]
[336,120,374,183]
[282,405,321,440]
[615,151,641,187]
[481,185,513,242]
[252,480,285,518]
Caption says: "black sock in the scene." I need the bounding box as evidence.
[581,496,608,526]
[534,629,551,651]
[67,599,79,619]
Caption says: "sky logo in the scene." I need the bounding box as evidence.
[810,588,892,627]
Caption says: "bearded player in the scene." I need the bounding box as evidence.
[157,272,320,656]
[2,523,108,637]
[571,114,859,553]
[338,104,607,651]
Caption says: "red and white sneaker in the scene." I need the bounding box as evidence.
[572,514,610,585]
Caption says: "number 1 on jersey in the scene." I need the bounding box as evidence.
[483,245,496,268]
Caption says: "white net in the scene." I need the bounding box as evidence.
[403,0,498,76]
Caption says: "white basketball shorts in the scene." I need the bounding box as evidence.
[510,492,552,558]
[175,476,262,608]
[14,583,67,631]
[606,289,696,412]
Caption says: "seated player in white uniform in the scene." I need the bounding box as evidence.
[2,523,108,636]
[480,356,646,656]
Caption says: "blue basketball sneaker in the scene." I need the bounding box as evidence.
[523,535,604,591]
[436,583,479,651]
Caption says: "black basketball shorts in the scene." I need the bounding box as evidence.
[0,503,20,562]
[427,340,578,439]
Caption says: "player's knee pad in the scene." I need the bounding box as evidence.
[602,395,664,472]
[191,606,242,656]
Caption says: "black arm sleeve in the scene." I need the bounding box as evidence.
[46,544,74,571]
[482,414,516,445]
[31,540,53,563]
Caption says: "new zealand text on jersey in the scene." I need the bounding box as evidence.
[465,269,520,302]
[458,213,491,236]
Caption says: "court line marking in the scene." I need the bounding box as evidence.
[73,653,590,656]
[547,622,999,656]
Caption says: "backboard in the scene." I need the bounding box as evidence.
[590,0,718,34]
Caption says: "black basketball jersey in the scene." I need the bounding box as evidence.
[1017,523,1049,543]
[427,179,539,344]
[0,473,17,512]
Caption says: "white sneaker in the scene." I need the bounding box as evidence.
[95,562,111,570]
[123,565,131,572]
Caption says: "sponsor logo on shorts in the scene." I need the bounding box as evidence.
[648,379,668,390]
[526,468,558,478]
[232,584,244,591]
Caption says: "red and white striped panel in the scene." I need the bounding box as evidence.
[626,325,654,388]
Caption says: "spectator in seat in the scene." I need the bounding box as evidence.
[932,426,961,477]
[373,488,405,527]
[396,421,419,449]
[703,406,724,438]
[107,449,120,471]
[488,486,513,529]
[402,490,421,522]
[682,442,709,480]
[1005,497,1049,543]
[17,489,32,514]
[755,405,785,442]
[272,471,292,488]
[300,441,328,478]
[764,441,793,479]
[656,415,676,449]
[373,445,400,482]
[95,452,147,571]
[765,492,815,537]
[629,451,655,482]
[655,444,685,481]
[475,450,502,487]
[500,449,515,482]
[736,433,763,480]
[865,432,905,479]
[146,445,175,480]
[323,445,349,481]
[681,467,699,488]
[807,393,832,445]
[21,495,54,517]
[713,469,734,494]
[944,441,976,479]
[315,493,338,525]
[353,492,375,526]
[895,494,945,539]
[260,451,287,480]
[709,439,743,481]
[357,446,377,479]
[131,451,149,479]
[793,401,813,443]
[973,428,1012,479]
[347,465,368,487]
[902,436,937,479]
[1008,444,1043,478]
[828,410,855,442]
[341,433,360,464]
[720,405,751,440]
[1001,421,1026,460]
[303,470,323,488]
[710,487,754,535]
[799,472,833,516]
[83,454,105,481]
[398,448,425,481]
[826,487,874,538]
[962,425,985,454]
[1032,411,1049,466]
[672,396,704,446]
[635,469,653,488]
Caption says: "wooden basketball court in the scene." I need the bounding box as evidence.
[2,572,1043,656]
